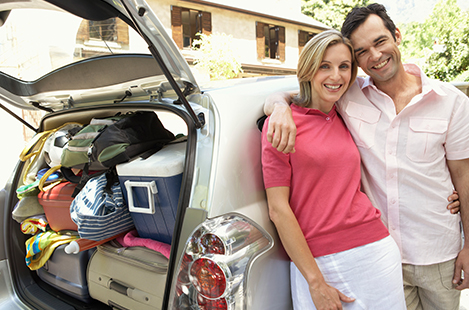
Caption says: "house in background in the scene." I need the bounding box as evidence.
[149,0,329,77]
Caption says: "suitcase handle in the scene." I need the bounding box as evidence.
[109,279,151,304]
[109,280,127,295]
[124,180,158,214]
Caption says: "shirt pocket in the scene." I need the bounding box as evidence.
[406,117,447,163]
[344,101,381,149]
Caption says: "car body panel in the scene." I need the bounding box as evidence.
[0,259,30,310]
[194,76,297,309]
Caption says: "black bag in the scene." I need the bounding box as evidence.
[61,111,175,196]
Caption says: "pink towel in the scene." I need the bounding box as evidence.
[117,230,171,259]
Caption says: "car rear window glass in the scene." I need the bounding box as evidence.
[0,9,148,81]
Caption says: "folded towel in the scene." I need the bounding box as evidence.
[25,231,78,270]
[12,196,44,223]
[21,215,49,235]
[117,230,171,259]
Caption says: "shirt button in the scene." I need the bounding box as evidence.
[326,117,330,121]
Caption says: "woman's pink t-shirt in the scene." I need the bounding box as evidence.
[262,104,389,257]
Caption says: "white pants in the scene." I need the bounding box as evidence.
[291,236,406,310]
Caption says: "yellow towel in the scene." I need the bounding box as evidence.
[25,231,78,270]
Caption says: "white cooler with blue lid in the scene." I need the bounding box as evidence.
[116,141,186,244]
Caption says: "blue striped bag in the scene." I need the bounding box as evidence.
[70,172,134,241]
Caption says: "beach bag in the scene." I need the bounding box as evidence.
[18,123,81,187]
[61,111,175,196]
[69,171,135,241]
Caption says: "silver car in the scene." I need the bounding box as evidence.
[0,0,297,309]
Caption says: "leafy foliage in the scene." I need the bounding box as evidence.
[192,33,243,80]
[301,0,370,30]
[400,0,469,82]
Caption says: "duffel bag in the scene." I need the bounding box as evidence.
[61,111,175,196]
[70,171,134,241]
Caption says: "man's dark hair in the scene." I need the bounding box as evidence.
[341,3,396,41]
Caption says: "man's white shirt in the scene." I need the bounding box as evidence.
[336,64,469,265]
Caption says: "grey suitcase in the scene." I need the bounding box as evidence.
[36,244,95,303]
[87,242,169,310]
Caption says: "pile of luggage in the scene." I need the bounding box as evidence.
[12,111,186,309]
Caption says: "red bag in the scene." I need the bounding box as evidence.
[38,182,78,232]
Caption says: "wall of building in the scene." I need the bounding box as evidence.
[204,0,302,19]
[147,0,324,73]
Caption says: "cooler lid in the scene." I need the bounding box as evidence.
[116,142,186,177]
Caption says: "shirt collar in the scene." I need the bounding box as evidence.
[359,64,446,97]
[292,103,337,117]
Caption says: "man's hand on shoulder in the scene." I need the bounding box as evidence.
[264,91,298,154]
[267,103,296,154]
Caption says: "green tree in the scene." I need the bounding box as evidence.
[192,33,242,80]
[301,0,370,30]
[400,0,469,82]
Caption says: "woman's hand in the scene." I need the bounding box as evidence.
[309,279,355,310]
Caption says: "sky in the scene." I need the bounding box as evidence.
[377,0,469,23]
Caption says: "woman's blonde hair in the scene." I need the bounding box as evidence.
[294,29,358,107]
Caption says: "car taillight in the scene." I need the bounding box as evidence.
[197,294,229,310]
[190,258,227,298]
[200,233,225,255]
[177,253,193,284]
[169,214,273,310]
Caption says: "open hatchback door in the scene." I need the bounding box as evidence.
[0,1,298,309]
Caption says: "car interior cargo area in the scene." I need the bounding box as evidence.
[7,104,193,310]
[0,1,300,308]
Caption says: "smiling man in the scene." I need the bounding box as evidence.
[263,3,469,310]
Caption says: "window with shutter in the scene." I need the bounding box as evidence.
[256,22,285,62]
[298,30,316,54]
[171,6,211,49]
